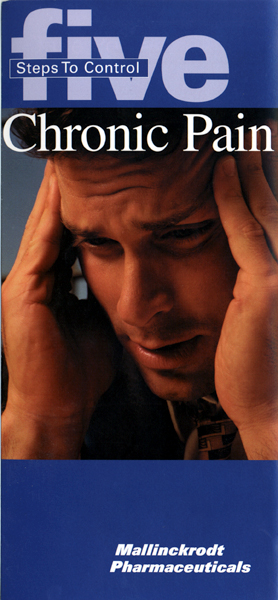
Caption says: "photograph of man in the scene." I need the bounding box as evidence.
[2,108,278,459]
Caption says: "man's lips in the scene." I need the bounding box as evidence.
[126,336,202,370]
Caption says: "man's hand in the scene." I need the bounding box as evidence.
[213,127,278,459]
[2,162,118,459]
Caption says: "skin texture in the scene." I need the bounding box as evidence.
[2,130,278,459]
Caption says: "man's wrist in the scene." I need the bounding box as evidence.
[1,405,86,459]
[238,419,278,460]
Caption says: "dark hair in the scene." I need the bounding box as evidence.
[9,107,277,159]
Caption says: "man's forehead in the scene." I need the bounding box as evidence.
[56,140,217,232]
[55,135,216,197]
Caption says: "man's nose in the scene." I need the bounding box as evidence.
[116,253,174,327]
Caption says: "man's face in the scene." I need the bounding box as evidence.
[55,140,238,402]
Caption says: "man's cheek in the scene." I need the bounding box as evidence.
[83,268,120,319]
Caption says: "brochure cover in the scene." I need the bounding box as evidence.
[1,1,278,599]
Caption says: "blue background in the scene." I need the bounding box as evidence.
[2,0,278,107]
[2,461,277,600]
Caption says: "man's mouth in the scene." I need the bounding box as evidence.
[126,336,202,370]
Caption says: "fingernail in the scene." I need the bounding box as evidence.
[222,157,236,176]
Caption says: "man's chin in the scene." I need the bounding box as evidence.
[139,366,215,403]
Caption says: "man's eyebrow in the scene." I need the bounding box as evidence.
[61,195,210,237]
[61,218,102,238]
[132,204,207,232]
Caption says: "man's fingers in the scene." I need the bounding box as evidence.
[12,161,55,268]
[22,172,63,274]
[236,136,278,257]
[213,156,277,276]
